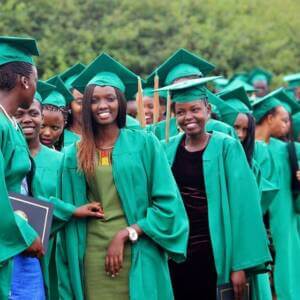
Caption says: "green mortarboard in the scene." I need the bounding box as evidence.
[248,67,273,85]
[283,73,300,89]
[228,72,249,83]
[157,76,221,103]
[292,112,300,141]
[42,76,73,107]
[252,88,284,123]
[142,79,168,100]
[147,48,215,87]
[276,89,300,115]
[72,53,139,100]
[34,81,56,103]
[213,78,229,91]
[206,90,239,126]
[0,36,39,66]
[60,62,86,91]
[224,78,256,94]
[218,86,252,113]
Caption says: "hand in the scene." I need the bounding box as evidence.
[73,202,104,219]
[105,229,129,277]
[24,236,44,258]
[231,270,247,300]
[296,170,300,182]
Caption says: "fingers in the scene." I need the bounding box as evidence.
[87,211,105,218]
[233,282,245,300]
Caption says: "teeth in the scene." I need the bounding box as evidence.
[98,112,110,118]
[186,123,197,129]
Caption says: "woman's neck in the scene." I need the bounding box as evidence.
[185,132,210,152]
[0,91,20,116]
[255,124,271,143]
[28,136,41,157]
[95,124,120,149]
[69,120,82,135]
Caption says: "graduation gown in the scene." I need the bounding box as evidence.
[32,144,76,300]
[163,131,271,298]
[56,129,189,300]
[63,129,80,147]
[0,114,38,299]
[266,138,300,300]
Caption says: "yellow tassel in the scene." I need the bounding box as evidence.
[136,77,146,127]
[165,91,171,143]
[153,74,160,124]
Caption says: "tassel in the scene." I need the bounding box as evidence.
[165,91,171,143]
[153,74,160,124]
[136,77,146,127]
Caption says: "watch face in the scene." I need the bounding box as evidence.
[129,230,138,242]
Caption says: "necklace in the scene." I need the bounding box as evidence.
[0,104,18,129]
[97,145,114,150]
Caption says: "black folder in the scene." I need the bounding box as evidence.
[217,282,250,300]
[9,192,54,253]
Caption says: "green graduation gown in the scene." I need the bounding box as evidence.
[56,129,189,300]
[32,144,75,300]
[0,114,38,299]
[63,129,80,147]
[266,138,300,300]
[163,131,271,298]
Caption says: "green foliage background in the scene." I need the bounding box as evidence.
[1,0,299,87]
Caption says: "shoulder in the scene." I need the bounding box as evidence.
[0,113,11,133]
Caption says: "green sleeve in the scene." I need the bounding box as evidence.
[137,134,189,263]
[224,139,271,272]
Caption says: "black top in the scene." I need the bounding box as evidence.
[172,140,212,255]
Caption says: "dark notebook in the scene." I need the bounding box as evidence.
[9,192,54,253]
[217,282,250,300]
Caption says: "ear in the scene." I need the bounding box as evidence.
[20,75,30,90]
[266,113,274,125]
[206,103,212,116]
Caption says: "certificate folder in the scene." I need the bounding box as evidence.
[9,192,54,253]
[217,282,250,300]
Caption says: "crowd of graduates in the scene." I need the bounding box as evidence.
[0,35,299,300]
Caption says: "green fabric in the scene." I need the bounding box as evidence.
[60,63,85,91]
[163,132,271,293]
[56,129,189,300]
[32,144,75,300]
[284,73,300,88]
[252,88,284,123]
[44,76,74,107]
[224,78,256,93]
[248,68,273,84]
[157,76,221,103]
[72,53,139,100]
[276,90,300,114]
[34,81,56,103]
[146,118,179,140]
[146,48,215,86]
[292,112,300,141]
[142,87,167,100]
[0,36,39,66]
[0,114,38,299]
[63,129,80,147]
[85,163,130,300]
[213,78,229,91]
[266,138,300,299]
[229,72,249,83]
[125,115,141,130]
[206,119,237,138]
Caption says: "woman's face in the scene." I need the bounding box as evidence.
[175,100,210,137]
[15,99,42,143]
[20,66,38,109]
[269,106,290,138]
[234,113,249,142]
[90,86,119,126]
[143,96,154,124]
[40,109,65,147]
[70,88,83,124]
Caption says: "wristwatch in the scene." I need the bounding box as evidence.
[126,226,138,243]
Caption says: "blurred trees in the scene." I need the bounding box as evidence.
[0,0,299,86]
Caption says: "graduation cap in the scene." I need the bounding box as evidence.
[228,72,249,83]
[248,67,273,85]
[212,78,229,92]
[224,78,256,94]
[42,76,73,108]
[147,48,215,87]
[0,36,39,66]
[283,73,300,89]
[72,53,139,100]
[252,88,284,123]
[60,62,86,91]
[276,89,300,115]
[34,81,56,103]
[218,86,252,114]
[206,90,239,126]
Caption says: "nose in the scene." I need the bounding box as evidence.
[185,110,194,121]
[97,99,109,110]
[22,113,32,124]
[41,127,51,137]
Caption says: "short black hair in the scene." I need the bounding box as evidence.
[256,107,278,125]
[0,62,33,91]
